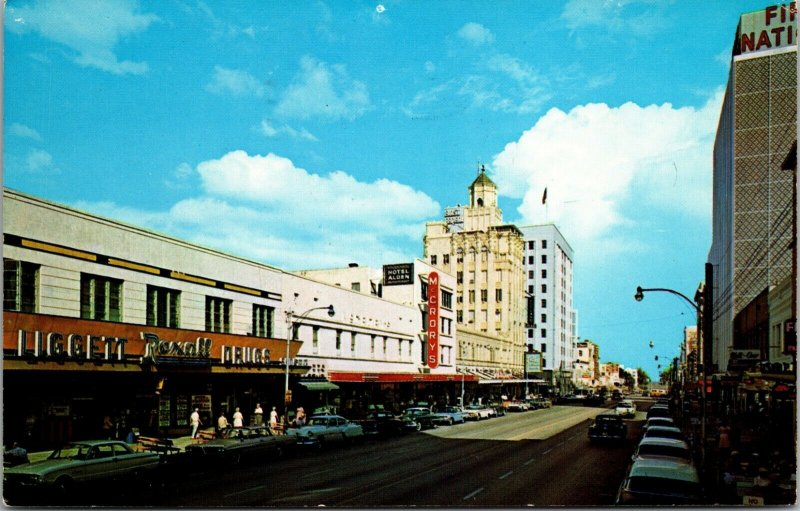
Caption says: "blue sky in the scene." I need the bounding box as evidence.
[4,0,773,380]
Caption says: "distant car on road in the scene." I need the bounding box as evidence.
[615,400,637,418]
[615,457,702,505]
[3,440,161,500]
[588,413,627,444]
[506,401,529,412]
[286,414,364,448]
[185,425,295,463]
[432,406,466,425]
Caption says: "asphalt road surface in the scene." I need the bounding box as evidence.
[152,404,646,507]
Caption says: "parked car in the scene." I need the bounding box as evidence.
[358,411,408,438]
[285,414,364,448]
[488,402,507,416]
[531,397,553,409]
[3,440,161,500]
[432,406,466,425]
[588,413,627,444]
[642,417,676,433]
[642,425,684,441]
[646,405,672,420]
[506,401,529,412]
[184,426,295,463]
[401,407,439,430]
[615,400,637,418]
[615,457,702,505]
[463,404,493,420]
[631,437,692,464]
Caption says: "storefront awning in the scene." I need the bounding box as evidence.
[299,381,339,391]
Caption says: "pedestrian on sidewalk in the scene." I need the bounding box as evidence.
[253,403,263,426]
[190,408,202,439]
[233,407,244,428]
[270,406,278,429]
[217,411,229,435]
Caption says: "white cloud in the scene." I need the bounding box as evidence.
[457,22,495,46]
[26,149,54,172]
[259,120,318,141]
[492,92,722,248]
[205,66,265,97]
[7,0,159,75]
[9,123,42,141]
[561,0,666,38]
[71,150,438,270]
[275,56,371,121]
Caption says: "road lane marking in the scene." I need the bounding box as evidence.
[523,458,535,466]
[224,484,270,498]
[499,470,513,480]
[463,488,485,500]
[541,448,552,454]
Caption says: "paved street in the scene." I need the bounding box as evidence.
[148,405,642,507]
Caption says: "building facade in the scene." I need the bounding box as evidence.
[2,189,468,449]
[708,4,797,372]
[573,340,599,388]
[423,169,527,379]
[519,224,576,392]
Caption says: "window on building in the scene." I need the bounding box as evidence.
[443,254,450,265]
[336,330,342,353]
[4,259,38,313]
[541,269,547,279]
[371,335,376,358]
[442,290,453,309]
[457,295,463,304]
[541,313,547,323]
[480,246,488,262]
[528,329,533,338]
[456,248,464,264]
[351,282,361,292]
[480,289,488,302]
[421,281,428,301]
[528,285,534,294]
[541,329,547,338]
[541,254,547,264]
[147,285,180,328]
[468,310,475,323]
[469,290,475,303]
[382,336,387,358]
[528,241,535,250]
[313,326,320,354]
[457,310,463,322]
[351,332,357,354]
[431,255,437,265]
[528,270,534,279]
[204,295,231,332]
[528,256,534,264]
[541,299,547,307]
[495,289,503,302]
[457,271,463,284]
[541,284,547,293]
[542,240,548,248]
[541,343,547,352]
[81,273,123,322]
[542,359,547,368]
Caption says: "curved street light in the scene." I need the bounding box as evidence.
[284,305,335,418]
[634,284,705,466]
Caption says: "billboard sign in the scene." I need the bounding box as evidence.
[444,206,464,232]
[427,272,439,369]
[738,4,797,55]
[383,263,413,286]
[525,352,542,373]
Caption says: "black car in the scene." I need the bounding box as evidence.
[359,411,407,438]
[588,413,627,443]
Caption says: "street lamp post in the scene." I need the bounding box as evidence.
[634,285,705,468]
[284,305,335,422]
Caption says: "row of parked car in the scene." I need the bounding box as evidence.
[614,399,702,505]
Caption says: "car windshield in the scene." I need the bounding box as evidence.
[48,444,92,460]
[637,444,690,460]
[644,429,683,440]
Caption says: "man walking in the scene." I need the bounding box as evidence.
[190,408,202,439]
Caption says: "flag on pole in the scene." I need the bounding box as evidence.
[542,187,547,205]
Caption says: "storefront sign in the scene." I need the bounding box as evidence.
[728,349,763,371]
[383,263,413,286]
[525,352,542,373]
[191,394,212,414]
[141,332,211,363]
[784,319,796,354]
[738,4,797,55]
[427,271,439,369]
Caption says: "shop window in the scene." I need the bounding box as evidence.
[3,259,38,313]
[81,273,123,322]
[204,295,231,333]
[147,285,181,328]
[442,290,453,309]
[252,304,274,337]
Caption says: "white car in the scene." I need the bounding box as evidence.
[463,404,492,420]
[286,414,364,448]
[615,400,637,418]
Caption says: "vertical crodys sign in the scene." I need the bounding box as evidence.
[427,271,439,369]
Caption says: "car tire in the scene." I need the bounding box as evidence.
[415,423,422,432]
[53,476,74,501]
[447,418,454,426]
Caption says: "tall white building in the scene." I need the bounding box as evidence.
[519,224,576,392]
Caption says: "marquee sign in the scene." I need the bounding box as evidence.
[427,271,439,369]
[383,263,413,286]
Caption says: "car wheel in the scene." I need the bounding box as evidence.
[447,418,454,426]
[53,476,74,500]
[415,422,422,432]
